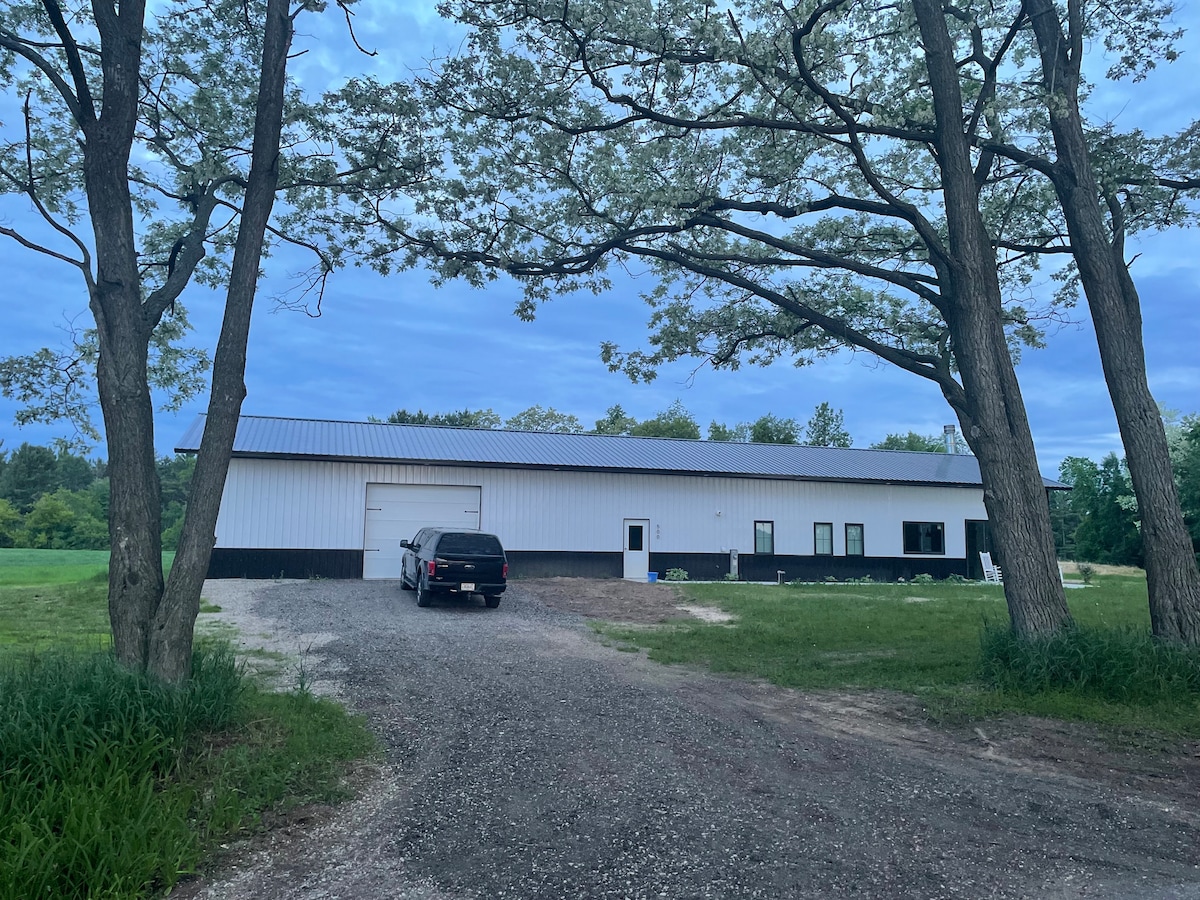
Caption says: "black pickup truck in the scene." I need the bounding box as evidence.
[399,528,508,609]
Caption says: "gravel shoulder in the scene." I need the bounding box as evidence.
[176,577,1200,900]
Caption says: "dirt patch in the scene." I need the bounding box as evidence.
[514,576,692,624]
[675,603,736,623]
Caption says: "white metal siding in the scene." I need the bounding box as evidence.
[214,458,987,559]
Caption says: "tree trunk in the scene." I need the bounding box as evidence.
[148,0,295,681]
[82,0,164,669]
[914,0,1073,637]
[1024,0,1200,644]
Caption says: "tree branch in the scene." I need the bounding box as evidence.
[38,0,96,124]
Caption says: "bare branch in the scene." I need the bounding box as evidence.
[38,0,97,124]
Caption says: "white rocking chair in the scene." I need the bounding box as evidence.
[980,551,1003,584]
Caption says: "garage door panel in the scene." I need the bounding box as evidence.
[363,484,480,579]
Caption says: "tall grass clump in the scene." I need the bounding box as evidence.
[979,623,1200,704]
[0,646,242,899]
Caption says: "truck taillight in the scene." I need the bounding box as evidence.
[426,560,437,577]
[502,562,508,579]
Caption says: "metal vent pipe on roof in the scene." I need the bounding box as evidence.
[944,424,957,454]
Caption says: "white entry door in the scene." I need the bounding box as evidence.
[623,518,650,581]
[363,484,481,579]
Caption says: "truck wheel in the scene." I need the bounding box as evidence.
[416,579,433,608]
[484,594,501,609]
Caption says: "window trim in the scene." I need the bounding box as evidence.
[814,522,834,556]
[845,523,865,557]
[903,521,946,555]
[754,520,775,555]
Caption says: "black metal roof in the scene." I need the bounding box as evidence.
[175,414,1065,488]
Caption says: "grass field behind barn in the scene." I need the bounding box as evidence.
[601,574,1200,736]
[0,548,176,652]
[0,548,376,899]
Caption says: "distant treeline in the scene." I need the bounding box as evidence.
[1050,414,1200,566]
[0,443,193,551]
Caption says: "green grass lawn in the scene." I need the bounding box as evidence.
[602,574,1200,735]
[0,549,176,652]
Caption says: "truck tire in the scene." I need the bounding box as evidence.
[484,594,501,609]
[416,578,433,608]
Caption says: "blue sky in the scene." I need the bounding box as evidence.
[1,3,1198,476]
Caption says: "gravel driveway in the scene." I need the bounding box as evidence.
[181,579,1200,900]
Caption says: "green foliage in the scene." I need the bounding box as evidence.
[1058,454,1142,566]
[21,489,107,550]
[628,401,701,440]
[707,421,749,442]
[0,647,238,897]
[979,625,1200,703]
[749,414,799,445]
[664,567,690,581]
[594,404,638,435]
[871,432,946,452]
[1077,563,1097,585]
[0,443,195,551]
[802,403,852,448]
[0,443,58,513]
[504,405,584,433]
[0,645,375,899]
[158,455,195,551]
[0,558,376,899]
[0,500,20,549]
[378,408,503,428]
[1173,415,1200,550]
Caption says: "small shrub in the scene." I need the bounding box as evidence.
[824,575,839,583]
[1076,562,1097,585]
[723,573,738,582]
[844,575,875,584]
[664,567,689,582]
[944,573,970,584]
[911,573,935,584]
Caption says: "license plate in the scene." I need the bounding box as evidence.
[460,582,476,592]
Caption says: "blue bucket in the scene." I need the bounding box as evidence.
[647,572,658,583]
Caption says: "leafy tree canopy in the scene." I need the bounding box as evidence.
[377,408,503,429]
[594,405,639,436]
[872,432,948,452]
[628,401,702,440]
[504,406,585,433]
[803,403,852,448]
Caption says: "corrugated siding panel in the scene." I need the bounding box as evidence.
[216,460,988,559]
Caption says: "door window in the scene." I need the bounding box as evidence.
[627,524,644,551]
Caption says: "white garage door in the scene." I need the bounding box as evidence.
[363,483,481,579]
